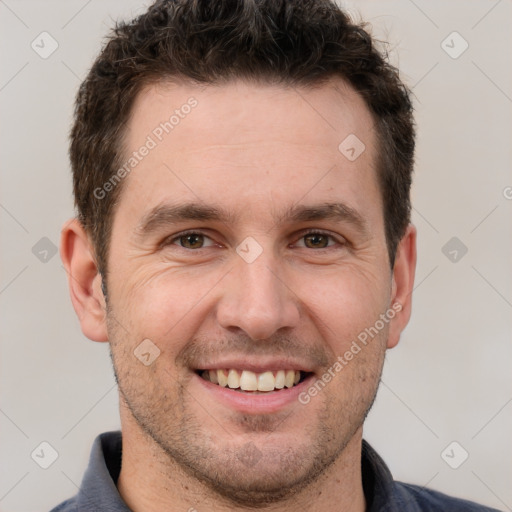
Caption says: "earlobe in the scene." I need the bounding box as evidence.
[60,218,109,342]
[386,224,417,349]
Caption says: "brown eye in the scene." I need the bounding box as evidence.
[163,231,217,251]
[303,233,331,249]
[179,233,205,249]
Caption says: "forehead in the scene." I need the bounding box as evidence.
[126,78,375,152]
[116,78,381,230]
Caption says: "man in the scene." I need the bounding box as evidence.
[55,0,499,510]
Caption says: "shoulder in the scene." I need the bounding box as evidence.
[361,440,501,512]
[393,481,502,511]
[48,497,77,512]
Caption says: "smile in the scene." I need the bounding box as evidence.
[198,369,309,393]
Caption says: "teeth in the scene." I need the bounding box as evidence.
[275,370,285,389]
[217,369,228,387]
[285,370,295,388]
[227,369,239,388]
[240,370,258,391]
[203,369,303,392]
[257,371,275,392]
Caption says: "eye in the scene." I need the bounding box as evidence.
[165,231,217,250]
[295,230,342,249]
[162,229,345,252]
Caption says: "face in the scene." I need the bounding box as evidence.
[100,79,405,504]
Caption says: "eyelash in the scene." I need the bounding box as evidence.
[162,229,345,251]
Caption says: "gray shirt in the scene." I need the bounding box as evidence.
[49,431,501,511]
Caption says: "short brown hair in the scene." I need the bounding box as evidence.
[70,0,415,289]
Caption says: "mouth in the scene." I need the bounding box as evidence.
[196,369,311,393]
[192,364,317,414]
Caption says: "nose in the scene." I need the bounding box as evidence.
[216,251,301,341]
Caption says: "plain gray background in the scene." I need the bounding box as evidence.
[1,1,511,511]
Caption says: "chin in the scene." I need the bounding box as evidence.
[157,432,342,508]
[186,453,323,507]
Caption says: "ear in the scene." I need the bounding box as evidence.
[60,218,108,342]
[386,224,417,349]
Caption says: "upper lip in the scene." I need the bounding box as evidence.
[193,357,315,374]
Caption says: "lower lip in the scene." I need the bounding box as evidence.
[194,372,315,414]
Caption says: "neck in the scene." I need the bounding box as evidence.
[117,421,366,512]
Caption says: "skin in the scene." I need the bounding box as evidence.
[60,78,416,512]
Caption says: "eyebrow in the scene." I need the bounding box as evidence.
[135,201,369,239]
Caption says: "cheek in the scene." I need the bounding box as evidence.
[298,265,390,347]
[112,264,226,345]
